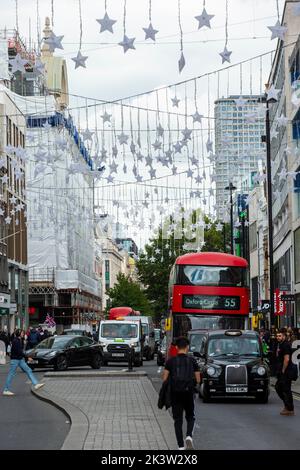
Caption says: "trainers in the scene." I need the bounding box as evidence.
[280,409,295,416]
[3,390,14,396]
[178,447,185,451]
[185,436,194,449]
[34,383,45,391]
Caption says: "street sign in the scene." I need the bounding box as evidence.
[280,284,290,292]
[0,308,9,315]
[281,294,295,302]
[0,340,6,365]
[261,300,270,312]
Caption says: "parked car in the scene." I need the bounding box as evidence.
[62,329,89,336]
[195,329,270,403]
[157,336,167,366]
[25,335,103,371]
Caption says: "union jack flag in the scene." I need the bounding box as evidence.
[45,313,56,327]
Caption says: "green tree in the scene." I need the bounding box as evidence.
[202,216,231,253]
[136,216,231,322]
[105,273,153,317]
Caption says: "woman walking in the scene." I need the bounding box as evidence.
[2,329,44,396]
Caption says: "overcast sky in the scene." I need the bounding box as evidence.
[0,0,286,101]
[1,0,292,248]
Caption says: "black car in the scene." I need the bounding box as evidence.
[157,336,167,366]
[25,335,103,371]
[194,330,270,403]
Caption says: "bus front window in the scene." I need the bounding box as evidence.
[179,265,247,287]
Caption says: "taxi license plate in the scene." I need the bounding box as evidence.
[112,353,125,357]
[226,386,248,393]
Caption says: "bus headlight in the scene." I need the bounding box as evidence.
[257,366,266,376]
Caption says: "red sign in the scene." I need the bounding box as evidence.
[274,289,286,316]
[28,307,36,315]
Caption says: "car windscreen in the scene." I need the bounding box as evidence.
[101,323,138,339]
[35,337,71,350]
[207,336,260,357]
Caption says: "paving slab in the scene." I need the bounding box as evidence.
[32,375,177,450]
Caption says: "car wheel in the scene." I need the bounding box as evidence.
[54,355,68,371]
[91,353,102,369]
[255,390,269,404]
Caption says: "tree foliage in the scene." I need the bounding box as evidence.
[136,216,230,322]
[105,273,153,317]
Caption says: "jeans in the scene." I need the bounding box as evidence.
[4,359,39,391]
[275,374,294,411]
[171,392,195,448]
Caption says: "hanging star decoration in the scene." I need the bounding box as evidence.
[267,20,287,41]
[219,46,232,64]
[178,52,186,73]
[117,132,129,145]
[119,35,136,53]
[96,12,117,33]
[266,84,281,101]
[195,8,214,29]
[9,53,28,74]
[82,129,94,141]
[33,59,45,76]
[72,51,88,69]
[171,96,180,107]
[101,111,112,123]
[44,32,64,52]
[143,23,159,41]
[192,111,204,123]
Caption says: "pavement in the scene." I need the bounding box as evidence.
[32,370,178,451]
[0,361,70,450]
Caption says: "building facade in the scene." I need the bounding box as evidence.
[0,87,27,332]
[214,95,266,220]
[266,1,300,327]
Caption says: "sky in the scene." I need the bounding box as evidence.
[0,0,292,248]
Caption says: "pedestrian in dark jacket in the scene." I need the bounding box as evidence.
[0,330,9,353]
[275,328,294,416]
[2,329,44,396]
[162,336,201,450]
[27,328,40,350]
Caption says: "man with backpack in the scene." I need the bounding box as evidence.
[162,336,201,450]
[275,328,296,416]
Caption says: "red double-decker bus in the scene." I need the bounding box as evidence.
[166,252,250,349]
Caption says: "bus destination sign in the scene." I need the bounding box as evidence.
[182,295,240,310]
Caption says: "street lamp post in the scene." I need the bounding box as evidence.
[265,100,275,328]
[260,90,277,328]
[225,182,237,255]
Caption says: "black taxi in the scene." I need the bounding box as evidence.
[194,330,270,403]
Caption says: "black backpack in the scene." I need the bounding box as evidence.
[171,356,194,393]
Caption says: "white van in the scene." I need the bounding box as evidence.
[126,316,155,361]
[98,319,143,367]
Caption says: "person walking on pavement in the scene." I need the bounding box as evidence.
[275,328,295,416]
[26,327,41,350]
[2,329,44,396]
[163,336,201,450]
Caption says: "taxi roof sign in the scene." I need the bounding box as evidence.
[225,330,242,336]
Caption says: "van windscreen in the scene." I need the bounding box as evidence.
[101,323,138,339]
